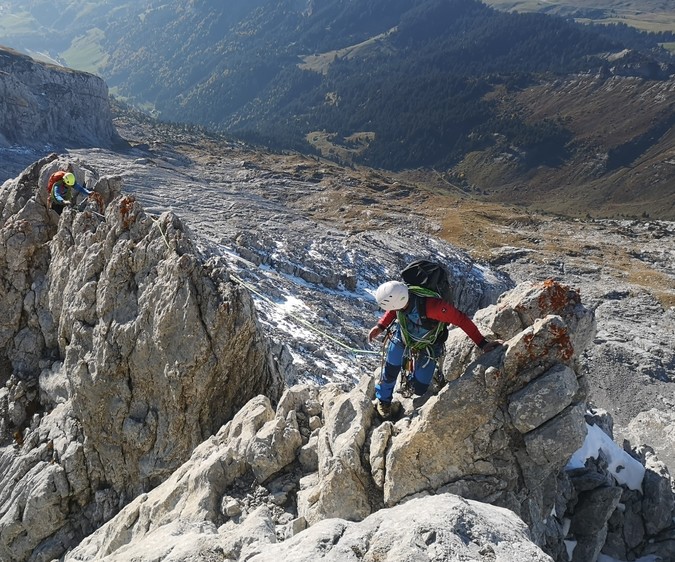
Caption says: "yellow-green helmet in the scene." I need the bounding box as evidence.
[63,172,76,186]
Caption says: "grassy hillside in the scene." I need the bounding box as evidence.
[482,0,675,33]
[0,1,134,73]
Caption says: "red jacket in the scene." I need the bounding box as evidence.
[377,297,486,347]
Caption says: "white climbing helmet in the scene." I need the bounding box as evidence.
[375,281,409,311]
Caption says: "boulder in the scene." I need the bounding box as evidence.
[249,494,553,562]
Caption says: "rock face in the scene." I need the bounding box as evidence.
[62,277,675,562]
[0,47,121,150]
[62,279,599,561]
[385,281,596,545]
[0,158,284,561]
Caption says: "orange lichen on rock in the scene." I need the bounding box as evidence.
[549,322,574,361]
[119,196,136,229]
[540,279,580,314]
[505,330,537,380]
[90,191,106,215]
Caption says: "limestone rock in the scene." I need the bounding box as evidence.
[570,485,623,562]
[0,47,121,150]
[246,410,303,483]
[297,376,376,524]
[65,395,278,560]
[502,314,576,386]
[55,278,675,562]
[523,403,587,466]
[249,494,553,562]
[369,421,393,489]
[0,161,284,561]
[639,446,674,536]
[508,364,580,433]
[621,408,675,478]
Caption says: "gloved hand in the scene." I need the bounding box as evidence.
[481,340,504,353]
[368,325,383,342]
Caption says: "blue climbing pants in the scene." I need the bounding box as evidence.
[375,333,441,404]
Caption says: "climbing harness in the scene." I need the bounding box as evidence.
[386,287,447,398]
[395,344,442,399]
[396,286,446,351]
[398,349,416,398]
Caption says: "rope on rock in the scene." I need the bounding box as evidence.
[230,273,379,356]
[148,214,172,251]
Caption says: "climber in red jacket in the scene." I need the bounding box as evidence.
[367,280,501,419]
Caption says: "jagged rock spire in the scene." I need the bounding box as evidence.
[0,160,283,561]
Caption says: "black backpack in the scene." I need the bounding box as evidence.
[400,260,453,304]
[399,260,455,346]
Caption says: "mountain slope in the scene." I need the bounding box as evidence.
[482,0,675,34]
[454,72,675,218]
[80,0,675,218]
[1,0,675,217]
[96,0,671,157]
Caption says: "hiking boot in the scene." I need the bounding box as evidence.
[376,400,392,419]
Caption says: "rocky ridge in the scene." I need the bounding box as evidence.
[0,46,123,180]
[58,113,675,482]
[59,133,513,386]
[63,117,675,478]
[0,156,284,560]
[58,275,675,562]
[1,156,674,560]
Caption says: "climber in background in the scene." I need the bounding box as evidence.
[47,168,93,215]
[367,279,502,419]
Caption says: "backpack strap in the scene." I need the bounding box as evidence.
[408,285,440,323]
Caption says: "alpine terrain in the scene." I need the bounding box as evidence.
[1,0,675,217]
[0,3,674,562]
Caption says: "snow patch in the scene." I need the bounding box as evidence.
[567,423,645,491]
